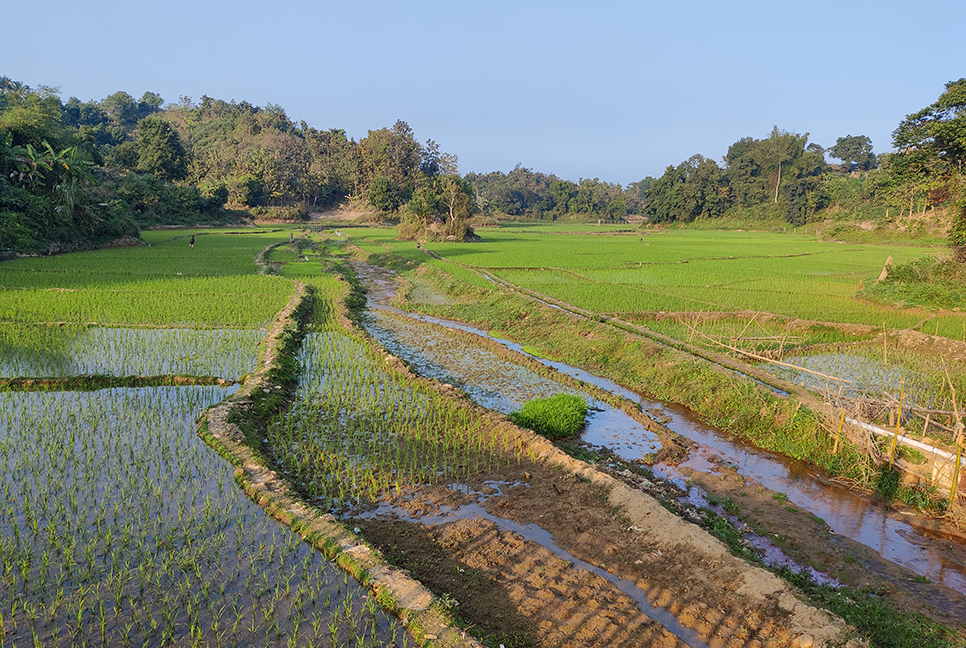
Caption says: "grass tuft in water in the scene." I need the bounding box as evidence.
[509,393,588,440]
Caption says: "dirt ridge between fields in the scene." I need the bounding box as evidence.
[199,277,483,647]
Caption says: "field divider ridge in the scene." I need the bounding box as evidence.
[198,276,483,648]
[0,374,236,392]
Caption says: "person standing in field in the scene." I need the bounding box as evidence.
[190,235,195,248]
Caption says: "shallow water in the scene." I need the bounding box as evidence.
[0,386,406,647]
[363,310,662,457]
[0,325,262,379]
[761,352,931,406]
[356,263,966,596]
[361,483,708,648]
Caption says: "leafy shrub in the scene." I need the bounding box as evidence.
[250,205,307,222]
[509,393,588,440]
[863,253,965,309]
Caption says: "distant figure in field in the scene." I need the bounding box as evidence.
[190,235,195,248]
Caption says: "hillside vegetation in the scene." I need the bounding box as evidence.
[2,75,965,255]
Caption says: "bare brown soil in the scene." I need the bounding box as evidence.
[360,515,683,648]
[355,428,966,646]
[894,327,966,362]
[309,205,385,223]
[356,440,858,648]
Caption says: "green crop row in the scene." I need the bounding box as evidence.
[0,229,295,327]
[0,386,406,647]
[405,228,940,332]
[267,327,527,514]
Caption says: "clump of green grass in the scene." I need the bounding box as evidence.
[863,253,966,311]
[782,571,956,648]
[509,393,588,440]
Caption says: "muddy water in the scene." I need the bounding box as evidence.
[355,264,966,596]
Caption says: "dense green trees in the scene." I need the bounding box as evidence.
[4,72,965,254]
[136,116,188,180]
[891,78,966,247]
[828,135,876,171]
[640,128,828,225]
[463,165,629,221]
[0,79,234,254]
[644,155,726,223]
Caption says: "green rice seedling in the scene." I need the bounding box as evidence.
[0,386,406,647]
[509,393,589,440]
[266,310,527,514]
[0,230,296,328]
[374,228,941,337]
[0,324,262,379]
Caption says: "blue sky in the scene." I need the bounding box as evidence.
[3,0,964,185]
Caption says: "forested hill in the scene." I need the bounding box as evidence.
[0,79,487,253]
[2,75,965,255]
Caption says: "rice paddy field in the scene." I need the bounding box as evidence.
[358,227,941,330]
[0,227,412,647]
[266,297,529,515]
[0,387,406,647]
[0,325,262,379]
[347,225,965,425]
[2,223,963,647]
[0,230,293,328]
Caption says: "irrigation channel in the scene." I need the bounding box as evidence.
[352,262,966,601]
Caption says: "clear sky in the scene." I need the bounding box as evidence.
[3,0,964,185]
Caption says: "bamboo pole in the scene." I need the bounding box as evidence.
[833,410,845,454]
[944,361,964,506]
[889,381,905,468]
[681,321,852,383]
[953,441,964,505]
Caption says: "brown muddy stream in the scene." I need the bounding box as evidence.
[354,263,966,598]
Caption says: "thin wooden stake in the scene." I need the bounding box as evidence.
[943,360,964,505]
[889,381,905,468]
[833,410,845,455]
[882,321,888,365]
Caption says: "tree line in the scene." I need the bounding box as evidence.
[633,80,966,249]
[461,131,895,228]
[0,80,479,253]
[2,74,964,254]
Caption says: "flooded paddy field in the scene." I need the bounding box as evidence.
[238,259,854,648]
[0,385,408,647]
[4,226,962,648]
[0,324,263,380]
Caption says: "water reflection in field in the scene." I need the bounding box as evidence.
[0,324,262,379]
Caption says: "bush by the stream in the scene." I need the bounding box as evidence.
[510,393,588,440]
